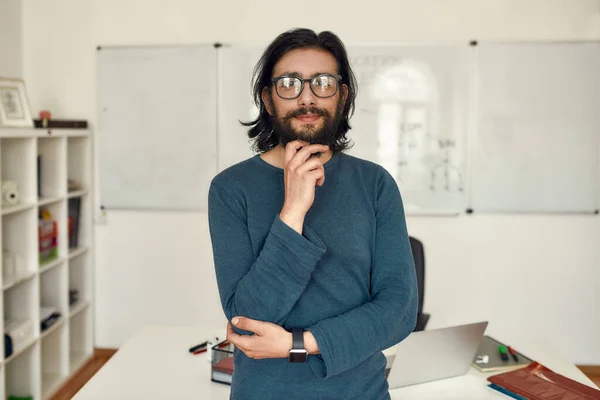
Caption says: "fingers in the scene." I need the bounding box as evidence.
[226,322,240,341]
[226,323,259,359]
[227,322,250,349]
[285,155,325,190]
[231,316,263,335]
[307,166,325,186]
[226,319,286,360]
[293,144,329,167]
[284,141,307,167]
[285,141,329,170]
[296,157,325,175]
[299,163,325,186]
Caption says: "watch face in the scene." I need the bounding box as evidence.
[288,349,308,363]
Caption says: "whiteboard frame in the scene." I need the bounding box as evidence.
[96,43,219,212]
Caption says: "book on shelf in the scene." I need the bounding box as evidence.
[33,118,88,129]
[68,197,81,248]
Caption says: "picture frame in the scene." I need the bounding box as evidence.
[0,77,34,128]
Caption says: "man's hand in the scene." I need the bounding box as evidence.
[280,141,329,235]
[227,317,293,360]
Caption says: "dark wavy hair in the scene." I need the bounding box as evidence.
[241,28,358,154]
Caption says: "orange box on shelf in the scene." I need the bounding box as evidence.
[38,218,58,264]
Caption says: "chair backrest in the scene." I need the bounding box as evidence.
[408,236,425,316]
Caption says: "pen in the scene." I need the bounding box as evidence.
[189,341,208,353]
[507,346,519,362]
[498,345,509,361]
[193,348,207,355]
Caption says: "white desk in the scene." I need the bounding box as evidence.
[73,326,598,399]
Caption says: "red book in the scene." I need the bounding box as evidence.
[212,357,234,375]
[488,362,600,399]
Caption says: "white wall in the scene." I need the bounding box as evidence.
[20,0,600,364]
[0,0,22,77]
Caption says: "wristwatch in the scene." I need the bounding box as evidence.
[288,328,308,363]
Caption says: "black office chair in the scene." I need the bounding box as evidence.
[409,236,430,332]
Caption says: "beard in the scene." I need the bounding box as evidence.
[271,97,344,149]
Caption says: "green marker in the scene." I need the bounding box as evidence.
[498,345,509,361]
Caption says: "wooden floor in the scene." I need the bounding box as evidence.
[49,349,117,400]
[49,350,600,399]
[581,366,600,388]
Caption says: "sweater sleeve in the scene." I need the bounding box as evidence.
[305,168,418,379]
[208,181,327,332]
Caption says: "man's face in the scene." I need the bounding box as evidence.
[262,48,348,148]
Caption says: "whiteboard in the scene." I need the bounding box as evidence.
[220,43,471,214]
[347,45,470,213]
[96,41,600,214]
[97,44,218,211]
[471,42,600,213]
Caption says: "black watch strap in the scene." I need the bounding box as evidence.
[292,328,304,349]
[289,328,307,363]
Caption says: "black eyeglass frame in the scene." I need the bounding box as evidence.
[270,73,343,99]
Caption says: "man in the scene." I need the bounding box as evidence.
[208,28,418,400]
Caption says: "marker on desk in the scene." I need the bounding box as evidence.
[189,341,208,353]
[498,345,509,361]
[507,346,519,362]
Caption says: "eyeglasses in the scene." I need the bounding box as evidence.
[271,74,342,99]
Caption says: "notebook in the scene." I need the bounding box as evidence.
[488,362,600,400]
[472,335,533,372]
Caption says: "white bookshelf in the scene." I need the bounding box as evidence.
[0,128,94,400]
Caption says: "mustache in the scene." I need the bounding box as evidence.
[283,107,330,120]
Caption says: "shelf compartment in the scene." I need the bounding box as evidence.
[67,137,90,195]
[38,200,67,265]
[5,340,40,399]
[3,208,37,284]
[40,261,67,333]
[37,136,66,199]
[68,253,89,314]
[4,275,39,341]
[69,307,92,374]
[4,334,37,365]
[41,322,67,399]
[1,137,37,207]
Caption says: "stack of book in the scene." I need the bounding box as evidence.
[487,362,600,399]
[211,341,234,385]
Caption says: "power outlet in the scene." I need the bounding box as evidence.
[95,207,108,224]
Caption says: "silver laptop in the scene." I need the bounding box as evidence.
[386,321,488,389]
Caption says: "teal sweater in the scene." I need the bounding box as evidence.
[208,151,418,400]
